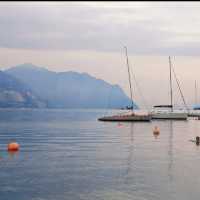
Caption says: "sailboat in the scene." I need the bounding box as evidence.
[193,81,200,110]
[98,47,151,122]
[151,56,188,120]
[188,80,200,118]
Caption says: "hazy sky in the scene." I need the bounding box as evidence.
[1,1,200,108]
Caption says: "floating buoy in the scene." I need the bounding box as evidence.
[189,137,200,145]
[7,142,20,151]
[196,136,200,145]
[153,126,160,136]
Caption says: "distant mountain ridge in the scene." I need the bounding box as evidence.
[0,70,46,108]
[4,63,137,109]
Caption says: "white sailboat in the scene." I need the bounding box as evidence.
[151,56,188,120]
[188,80,200,118]
[98,47,151,122]
[193,81,200,110]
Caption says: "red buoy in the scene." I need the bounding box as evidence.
[7,142,20,151]
[153,126,160,136]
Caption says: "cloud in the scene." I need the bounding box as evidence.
[0,2,200,54]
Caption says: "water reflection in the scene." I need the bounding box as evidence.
[124,123,134,184]
[2,109,200,200]
[8,151,19,159]
[0,152,3,160]
[168,121,174,182]
[0,150,19,161]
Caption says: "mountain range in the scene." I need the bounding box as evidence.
[0,63,136,109]
[0,70,45,108]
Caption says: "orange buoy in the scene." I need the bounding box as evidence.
[7,142,20,151]
[153,126,160,136]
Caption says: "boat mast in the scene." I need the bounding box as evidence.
[124,46,134,111]
[171,57,189,112]
[169,56,173,112]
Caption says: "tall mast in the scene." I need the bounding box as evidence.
[171,57,189,112]
[195,80,197,106]
[124,46,134,111]
[169,56,173,112]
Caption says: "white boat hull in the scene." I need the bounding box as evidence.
[151,112,188,120]
[188,111,200,117]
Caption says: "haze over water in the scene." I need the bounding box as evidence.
[0,109,200,200]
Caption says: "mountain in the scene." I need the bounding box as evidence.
[5,63,137,109]
[0,70,46,108]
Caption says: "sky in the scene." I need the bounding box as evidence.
[0,1,200,108]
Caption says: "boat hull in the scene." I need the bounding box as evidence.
[151,112,188,120]
[98,114,151,122]
[188,111,200,117]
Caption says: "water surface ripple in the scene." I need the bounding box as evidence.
[0,109,200,200]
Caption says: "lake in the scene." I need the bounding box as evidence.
[0,109,200,200]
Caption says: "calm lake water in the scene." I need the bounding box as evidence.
[0,109,200,200]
